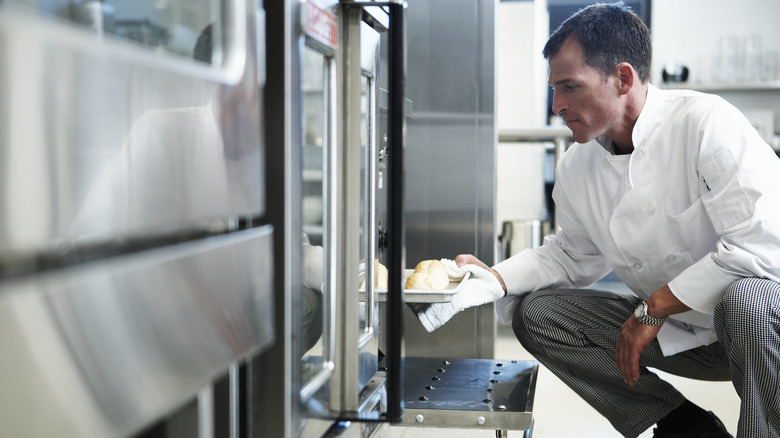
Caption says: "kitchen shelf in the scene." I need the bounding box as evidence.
[661,81,780,91]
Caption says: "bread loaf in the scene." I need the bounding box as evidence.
[405,259,449,290]
[360,259,388,290]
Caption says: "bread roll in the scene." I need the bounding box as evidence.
[360,259,388,290]
[405,259,449,290]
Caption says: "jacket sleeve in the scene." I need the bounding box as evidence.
[494,161,612,295]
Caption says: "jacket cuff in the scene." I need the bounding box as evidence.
[493,249,543,296]
[667,254,741,314]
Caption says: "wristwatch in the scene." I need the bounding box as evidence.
[633,301,668,326]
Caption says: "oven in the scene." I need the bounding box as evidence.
[0,0,272,436]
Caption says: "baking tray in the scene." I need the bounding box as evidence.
[359,269,471,303]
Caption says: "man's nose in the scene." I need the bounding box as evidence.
[551,91,568,115]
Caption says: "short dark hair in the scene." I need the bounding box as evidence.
[542,2,652,83]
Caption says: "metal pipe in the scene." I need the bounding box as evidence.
[197,385,214,438]
[497,126,572,143]
[229,362,239,438]
[498,127,572,231]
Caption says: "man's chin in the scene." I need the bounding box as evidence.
[565,122,586,142]
[570,131,592,144]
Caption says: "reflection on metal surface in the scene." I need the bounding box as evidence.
[72,0,116,34]
[0,226,273,437]
[298,353,387,421]
[0,2,263,256]
[0,1,269,437]
[399,0,496,361]
[15,0,226,62]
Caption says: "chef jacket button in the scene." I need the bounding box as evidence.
[636,150,645,159]
[646,205,656,215]
[633,262,642,270]
[603,160,611,168]
[666,255,677,263]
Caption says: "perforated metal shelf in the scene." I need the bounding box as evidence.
[400,357,538,433]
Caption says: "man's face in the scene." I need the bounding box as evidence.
[548,37,621,144]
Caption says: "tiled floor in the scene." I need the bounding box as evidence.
[379,283,741,438]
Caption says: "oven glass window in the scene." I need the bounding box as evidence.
[299,43,328,383]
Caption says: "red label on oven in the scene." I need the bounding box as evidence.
[302,1,338,49]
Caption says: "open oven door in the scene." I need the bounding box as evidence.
[257,1,405,437]
[295,0,407,430]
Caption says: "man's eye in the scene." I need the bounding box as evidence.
[551,85,577,93]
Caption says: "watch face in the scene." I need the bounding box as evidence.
[633,301,666,326]
[634,302,645,319]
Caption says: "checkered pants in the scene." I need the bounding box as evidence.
[511,278,780,438]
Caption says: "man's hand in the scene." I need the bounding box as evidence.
[615,314,662,386]
[454,254,508,294]
[454,254,490,270]
[615,284,691,385]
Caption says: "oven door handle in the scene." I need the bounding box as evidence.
[385,0,406,423]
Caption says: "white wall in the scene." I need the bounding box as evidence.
[495,0,550,227]
[652,0,780,84]
[496,0,549,128]
[651,0,780,137]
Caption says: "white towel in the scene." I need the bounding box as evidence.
[410,258,505,332]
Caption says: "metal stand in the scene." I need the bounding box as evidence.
[398,357,538,437]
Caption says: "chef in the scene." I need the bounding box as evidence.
[459,3,780,437]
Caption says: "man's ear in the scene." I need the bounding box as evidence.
[615,62,634,95]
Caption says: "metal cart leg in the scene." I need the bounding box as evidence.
[495,426,533,438]
[523,419,534,438]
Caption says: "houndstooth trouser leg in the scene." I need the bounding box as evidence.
[715,278,780,438]
[512,278,780,438]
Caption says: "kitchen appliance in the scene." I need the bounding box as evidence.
[0,0,272,436]
[662,63,690,82]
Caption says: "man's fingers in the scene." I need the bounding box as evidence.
[454,254,472,267]
[616,323,642,386]
[617,351,639,386]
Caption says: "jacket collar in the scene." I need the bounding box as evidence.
[630,83,661,152]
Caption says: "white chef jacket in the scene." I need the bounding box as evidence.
[494,84,780,355]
